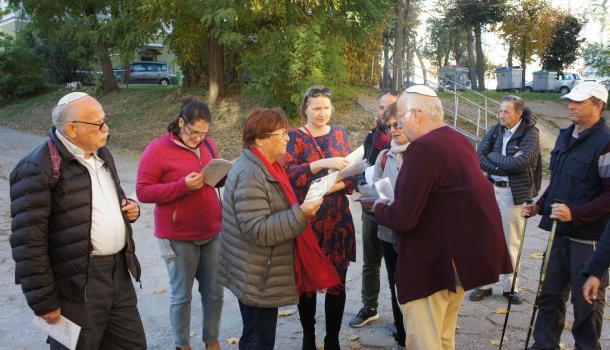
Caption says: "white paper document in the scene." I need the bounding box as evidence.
[304,172,339,202]
[345,145,365,165]
[374,177,394,202]
[355,183,379,202]
[202,159,233,186]
[364,165,375,185]
[33,315,81,350]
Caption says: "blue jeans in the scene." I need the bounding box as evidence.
[162,238,224,347]
[238,301,278,350]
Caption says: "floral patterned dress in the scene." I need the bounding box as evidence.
[284,125,356,271]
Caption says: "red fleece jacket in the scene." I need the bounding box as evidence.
[136,133,222,241]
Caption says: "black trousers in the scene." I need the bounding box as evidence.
[298,269,347,350]
[238,301,278,350]
[381,241,405,347]
[533,236,608,350]
[48,252,146,350]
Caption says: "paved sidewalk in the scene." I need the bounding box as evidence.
[0,127,608,350]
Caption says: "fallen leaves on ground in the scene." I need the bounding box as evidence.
[347,341,363,350]
[226,337,239,345]
[277,309,296,317]
[346,277,352,283]
[531,252,544,259]
[495,308,508,315]
[564,322,572,330]
[153,288,166,295]
[348,335,360,341]
[490,339,501,346]
[189,331,196,337]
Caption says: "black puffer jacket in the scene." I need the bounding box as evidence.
[10,128,141,316]
[478,108,542,205]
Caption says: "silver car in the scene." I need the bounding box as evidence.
[113,61,176,85]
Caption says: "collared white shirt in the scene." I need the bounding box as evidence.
[55,131,126,256]
[491,119,522,183]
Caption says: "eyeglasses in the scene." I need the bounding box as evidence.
[384,122,401,133]
[70,117,109,131]
[266,130,288,137]
[304,87,332,99]
[184,123,208,138]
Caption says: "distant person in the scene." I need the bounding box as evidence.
[582,224,610,305]
[350,90,398,330]
[219,107,324,350]
[374,85,512,350]
[371,101,408,348]
[284,86,356,350]
[136,99,224,350]
[522,81,610,350]
[470,95,541,304]
[10,92,146,349]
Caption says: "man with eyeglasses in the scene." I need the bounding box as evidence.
[9,92,146,349]
[350,90,398,329]
[469,96,542,305]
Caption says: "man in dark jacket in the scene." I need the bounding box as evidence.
[522,81,610,350]
[470,96,541,304]
[374,85,512,350]
[10,92,146,349]
[350,90,398,329]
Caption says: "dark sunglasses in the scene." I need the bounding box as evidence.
[304,87,332,99]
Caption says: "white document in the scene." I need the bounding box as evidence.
[356,183,379,202]
[374,177,394,202]
[336,159,369,181]
[304,172,339,202]
[33,315,81,350]
[202,159,233,186]
[345,145,364,165]
[364,165,375,185]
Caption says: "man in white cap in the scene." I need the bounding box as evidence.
[374,85,513,349]
[522,81,610,350]
[9,92,146,349]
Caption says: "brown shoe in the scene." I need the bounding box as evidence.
[206,340,221,350]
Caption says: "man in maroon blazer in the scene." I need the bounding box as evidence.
[374,85,513,350]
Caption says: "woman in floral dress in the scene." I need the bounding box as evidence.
[284,86,356,350]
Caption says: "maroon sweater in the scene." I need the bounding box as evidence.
[375,126,513,304]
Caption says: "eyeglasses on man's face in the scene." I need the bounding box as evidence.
[70,116,110,131]
[184,123,208,138]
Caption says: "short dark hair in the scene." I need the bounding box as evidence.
[382,102,398,125]
[590,96,607,110]
[243,107,288,148]
[501,95,525,113]
[299,85,332,119]
[167,97,212,136]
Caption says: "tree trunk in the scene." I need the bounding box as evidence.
[521,46,527,89]
[507,42,514,67]
[122,58,131,84]
[382,45,391,89]
[208,34,225,105]
[392,0,406,92]
[415,46,427,85]
[474,25,485,91]
[466,25,477,90]
[96,38,118,93]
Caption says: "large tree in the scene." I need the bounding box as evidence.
[540,13,583,73]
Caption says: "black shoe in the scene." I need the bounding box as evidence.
[503,291,524,305]
[348,307,379,328]
[468,288,492,301]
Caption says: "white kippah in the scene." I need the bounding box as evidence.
[57,92,89,106]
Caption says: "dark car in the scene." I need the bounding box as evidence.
[113,61,176,85]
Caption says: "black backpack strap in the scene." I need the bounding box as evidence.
[203,139,217,159]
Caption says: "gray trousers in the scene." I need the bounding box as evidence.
[49,252,146,350]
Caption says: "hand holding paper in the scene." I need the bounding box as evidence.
[33,315,81,350]
[304,172,339,202]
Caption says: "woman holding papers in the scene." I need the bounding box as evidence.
[284,85,357,350]
[372,102,409,348]
[219,107,335,350]
[136,98,224,350]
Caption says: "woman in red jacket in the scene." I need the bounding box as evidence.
[136,99,223,350]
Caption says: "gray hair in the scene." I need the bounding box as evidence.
[52,104,71,133]
[502,95,525,113]
[401,92,444,122]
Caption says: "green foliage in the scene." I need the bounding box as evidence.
[582,42,610,76]
[0,33,47,104]
[540,14,583,73]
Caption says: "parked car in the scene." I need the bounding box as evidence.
[524,81,534,92]
[113,61,176,85]
[523,72,582,93]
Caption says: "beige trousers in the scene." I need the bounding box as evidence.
[400,286,465,350]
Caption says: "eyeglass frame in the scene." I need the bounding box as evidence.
[70,116,110,131]
[383,121,401,133]
[183,123,209,138]
[265,130,288,137]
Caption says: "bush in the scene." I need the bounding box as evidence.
[0,32,47,104]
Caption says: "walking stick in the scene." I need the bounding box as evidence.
[499,199,533,350]
[524,200,563,350]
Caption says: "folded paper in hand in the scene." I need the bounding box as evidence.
[202,159,233,186]
[33,315,81,350]
[304,172,339,202]
[356,183,379,202]
[374,177,394,202]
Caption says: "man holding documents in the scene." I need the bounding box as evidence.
[10,92,146,349]
[374,85,512,350]
[136,98,224,350]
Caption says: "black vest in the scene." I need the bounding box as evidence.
[539,118,610,240]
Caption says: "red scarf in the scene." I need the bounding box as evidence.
[250,147,341,295]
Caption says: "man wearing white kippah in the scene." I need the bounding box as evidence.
[9,92,146,349]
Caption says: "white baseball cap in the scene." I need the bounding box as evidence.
[405,85,437,97]
[57,92,89,106]
[560,81,608,102]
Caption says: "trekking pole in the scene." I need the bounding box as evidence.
[524,200,564,350]
[499,199,533,350]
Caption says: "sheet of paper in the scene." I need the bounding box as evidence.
[364,165,375,185]
[202,159,233,186]
[33,315,81,350]
[356,183,379,202]
[304,172,339,202]
[374,177,394,202]
[345,145,364,165]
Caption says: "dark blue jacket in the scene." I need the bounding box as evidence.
[539,118,610,240]
[583,224,610,278]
